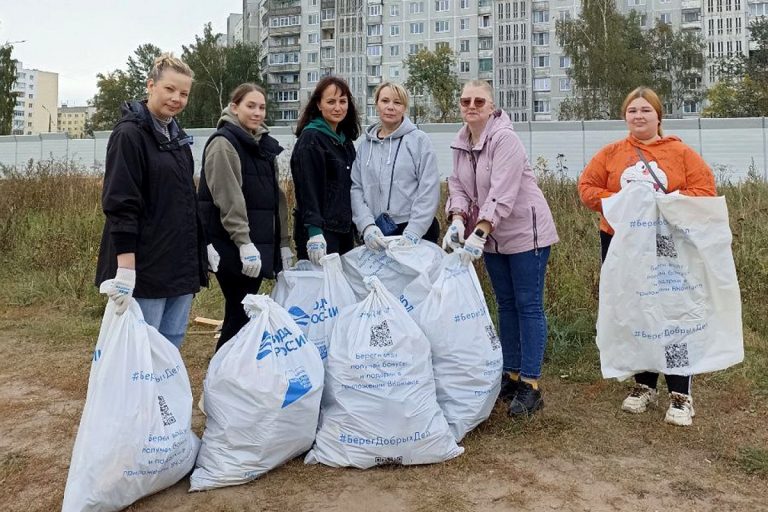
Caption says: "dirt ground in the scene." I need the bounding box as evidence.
[1,308,766,512]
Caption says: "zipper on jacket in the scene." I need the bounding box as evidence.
[531,206,539,254]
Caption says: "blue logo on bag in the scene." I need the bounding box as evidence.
[256,332,273,360]
[288,306,310,327]
[282,367,312,408]
[92,349,102,362]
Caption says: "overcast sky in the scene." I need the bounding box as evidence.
[1,0,243,106]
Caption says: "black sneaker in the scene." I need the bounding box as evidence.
[499,374,519,402]
[508,381,543,417]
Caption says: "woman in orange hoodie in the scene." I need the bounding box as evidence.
[578,87,716,427]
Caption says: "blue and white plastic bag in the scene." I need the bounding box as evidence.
[305,276,463,469]
[189,295,324,491]
[63,298,199,512]
[413,252,503,441]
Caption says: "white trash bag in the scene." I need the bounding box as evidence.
[189,295,324,491]
[413,252,503,441]
[63,298,199,512]
[305,276,463,469]
[341,237,444,313]
[598,184,744,380]
[304,254,357,361]
[270,259,324,332]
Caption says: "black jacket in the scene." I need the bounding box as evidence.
[290,128,356,234]
[95,100,208,298]
[198,123,284,279]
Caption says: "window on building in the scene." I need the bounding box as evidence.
[627,0,646,5]
[436,41,450,50]
[533,78,550,91]
[436,20,449,32]
[391,65,401,77]
[321,47,335,59]
[368,24,382,36]
[308,14,319,24]
[659,13,671,24]
[307,71,319,83]
[461,0,469,7]
[435,0,449,11]
[367,45,382,56]
[409,43,425,54]
[460,39,470,52]
[559,10,571,21]
[390,45,400,56]
[683,100,700,113]
[560,55,571,68]
[460,61,470,72]
[532,10,549,23]
[276,91,299,102]
[478,58,493,72]
[460,18,469,30]
[391,24,400,36]
[534,100,550,113]
[480,15,491,27]
[279,110,299,121]
[478,37,492,50]
[409,2,425,14]
[268,52,300,65]
[369,4,382,16]
[534,54,550,68]
[321,8,335,20]
[307,52,319,64]
[308,33,320,44]
[683,10,699,22]
[368,65,381,76]
[390,4,400,15]
[559,78,572,91]
[532,32,549,45]
[410,22,424,34]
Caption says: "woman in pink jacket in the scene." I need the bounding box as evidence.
[444,80,559,417]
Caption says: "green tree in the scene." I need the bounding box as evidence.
[647,22,705,116]
[704,18,768,117]
[0,43,18,135]
[90,44,162,130]
[404,46,461,123]
[180,24,264,128]
[556,0,653,119]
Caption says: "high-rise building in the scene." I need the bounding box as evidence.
[12,64,58,135]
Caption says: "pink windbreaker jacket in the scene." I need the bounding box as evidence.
[446,109,559,255]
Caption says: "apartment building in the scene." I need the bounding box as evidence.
[250,0,768,124]
[57,105,96,139]
[12,64,59,135]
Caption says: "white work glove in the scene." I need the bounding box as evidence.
[307,234,327,265]
[280,246,294,270]
[239,242,262,278]
[363,225,387,251]
[460,231,487,265]
[396,230,420,248]
[442,217,465,251]
[102,267,135,315]
[206,244,220,273]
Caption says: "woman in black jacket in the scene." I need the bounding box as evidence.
[96,53,212,348]
[198,83,292,350]
[291,76,360,264]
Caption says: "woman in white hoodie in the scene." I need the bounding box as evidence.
[351,82,440,250]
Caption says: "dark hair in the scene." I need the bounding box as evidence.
[230,83,267,105]
[295,76,360,139]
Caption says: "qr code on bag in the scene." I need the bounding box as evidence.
[157,395,176,426]
[375,456,403,466]
[485,324,500,351]
[665,343,689,369]
[656,233,678,258]
[370,320,393,348]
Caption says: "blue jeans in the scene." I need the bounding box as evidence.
[136,294,194,349]
[484,247,551,379]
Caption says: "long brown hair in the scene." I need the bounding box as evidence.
[295,76,360,140]
[621,86,664,136]
[230,83,266,105]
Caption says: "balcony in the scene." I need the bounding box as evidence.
[321,19,335,30]
[681,0,702,8]
[268,42,301,53]
[367,75,382,86]
[478,26,493,37]
[478,49,493,59]
[681,20,702,30]
[367,55,382,65]
[479,70,493,80]
[267,82,301,91]
[268,62,301,73]
[269,25,302,36]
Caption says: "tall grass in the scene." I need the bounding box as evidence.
[1,159,766,368]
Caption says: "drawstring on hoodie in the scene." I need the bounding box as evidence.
[365,135,394,167]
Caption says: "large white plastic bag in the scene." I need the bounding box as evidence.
[305,276,463,469]
[189,295,324,491]
[63,299,199,512]
[304,254,357,360]
[341,237,444,312]
[270,259,324,333]
[413,252,503,441]
[597,184,744,380]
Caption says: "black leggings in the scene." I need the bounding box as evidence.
[294,225,355,261]
[600,231,692,395]
[393,218,440,244]
[214,266,263,352]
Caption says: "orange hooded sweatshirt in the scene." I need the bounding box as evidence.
[578,135,716,235]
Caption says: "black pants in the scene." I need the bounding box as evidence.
[600,231,691,395]
[214,265,263,352]
[393,218,440,244]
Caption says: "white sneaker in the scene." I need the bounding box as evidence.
[665,392,695,426]
[621,384,659,413]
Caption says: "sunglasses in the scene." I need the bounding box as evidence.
[460,97,487,108]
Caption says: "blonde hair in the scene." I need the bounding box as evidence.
[147,53,194,82]
[621,86,663,136]
[462,80,494,101]
[374,81,410,110]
